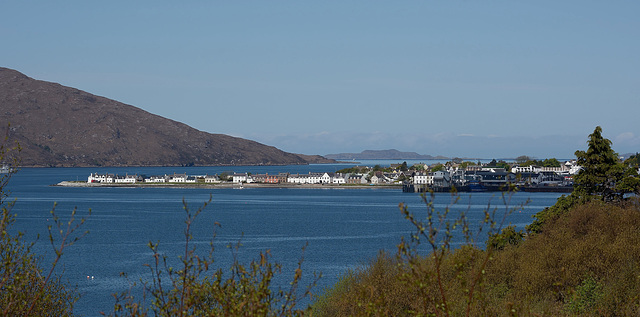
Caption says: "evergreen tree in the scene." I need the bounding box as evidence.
[625,153,640,167]
[528,126,640,233]
[573,126,639,202]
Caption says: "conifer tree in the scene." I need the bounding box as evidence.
[528,126,640,233]
[573,126,639,202]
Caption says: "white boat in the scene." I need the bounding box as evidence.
[1,164,12,174]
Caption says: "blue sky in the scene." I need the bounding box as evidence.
[2,1,639,159]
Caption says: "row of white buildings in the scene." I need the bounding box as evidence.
[86,160,584,186]
[87,171,400,185]
[88,173,208,184]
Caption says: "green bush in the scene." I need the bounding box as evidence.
[1,204,80,316]
[567,276,603,314]
[1,131,83,316]
[313,191,640,316]
[313,189,528,316]
[108,197,320,316]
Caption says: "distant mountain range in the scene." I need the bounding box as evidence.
[0,67,334,167]
[325,149,448,160]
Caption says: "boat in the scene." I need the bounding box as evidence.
[1,164,12,174]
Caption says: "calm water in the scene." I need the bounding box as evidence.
[5,165,563,316]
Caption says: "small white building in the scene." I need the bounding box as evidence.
[307,173,323,184]
[204,175,221,183]
[287,173,300,184]
[413,172,434,185]
[114,174,137,184]
[233,173,249,183]
[288,172,325,184]
[168,173,187,183]
[565,160,582,175]
[332,173,346,184]
[88,173,114,183]
[145,175,166,183]
[511,165,540,174]
[320,172,332,184]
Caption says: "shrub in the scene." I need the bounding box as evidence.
[108,197,320,316]
[314,189,640,316]
[1,130,85,316]
[566,276,603,314]
[313,189,527,316]
[312,251,418,316]
[487,199,640,315]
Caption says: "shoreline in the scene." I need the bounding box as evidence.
[54,181,572,192]
[54,181,400,189]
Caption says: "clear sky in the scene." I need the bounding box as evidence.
[2,1,639,159]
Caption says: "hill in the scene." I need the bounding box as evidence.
[0,68,329,167]
[324,149,447,160]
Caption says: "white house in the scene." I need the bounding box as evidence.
[88,173,114,183]
[145,175,166,183]
[332,173,346,184]
[511,165,540,174]
[288,172,325,184]
[233,173,249,183]
[308,173,323,184]
[287,173,300,184]
[204,175,221,183]
[114,174,137,184]
[565,160,583,175]
[320,172,332,184]
[168,173,187,183]
[385,172,402,183]
[413,172,434,185]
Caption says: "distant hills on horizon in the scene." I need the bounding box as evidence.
[0,67,334,167]
[325,149,451,161]
[324,150,636,162]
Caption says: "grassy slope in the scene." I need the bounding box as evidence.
[312,199,640,316]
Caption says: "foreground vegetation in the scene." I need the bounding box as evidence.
[1,130,84,315]
[312,199,640,316]
[313,126,640,316]
[2,126,640,315]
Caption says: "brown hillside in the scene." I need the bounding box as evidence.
[0,67,312,167]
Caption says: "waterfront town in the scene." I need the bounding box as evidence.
[85,159,585,192]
